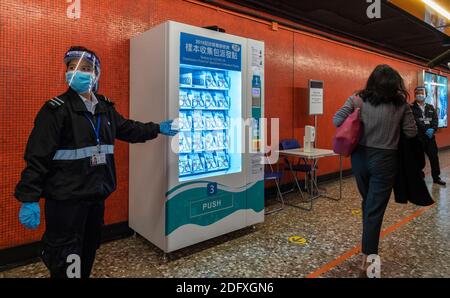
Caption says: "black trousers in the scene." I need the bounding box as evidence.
[422,137,441,181]
[41,198,105,278]
[351,146,398,255]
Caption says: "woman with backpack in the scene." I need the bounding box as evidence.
[333,64,417,276]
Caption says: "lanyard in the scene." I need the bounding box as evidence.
[83,114,101,150]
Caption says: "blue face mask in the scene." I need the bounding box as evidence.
[416,95,425,102]
[66,71,96,94]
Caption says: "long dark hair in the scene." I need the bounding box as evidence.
[357,64,409,107]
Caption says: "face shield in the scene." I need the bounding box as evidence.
[64,50,101,94]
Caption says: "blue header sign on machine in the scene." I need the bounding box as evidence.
[180,32,241,71]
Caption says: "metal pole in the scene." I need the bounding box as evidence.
[314,115,317,149]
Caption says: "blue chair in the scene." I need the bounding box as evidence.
[279,139,317,198]
[264,156,285,214]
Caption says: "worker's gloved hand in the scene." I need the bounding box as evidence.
[425,128,434,139]
[159,119,178,136]
[19,202,40,229]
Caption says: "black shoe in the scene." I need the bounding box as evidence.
[433,179,446,186]
[358,269,368,278]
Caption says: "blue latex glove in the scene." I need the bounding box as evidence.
[19,202,40,229]
[425,128,434,139]
[159,119,178,136]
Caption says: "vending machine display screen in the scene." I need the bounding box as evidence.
[178,32,242,182]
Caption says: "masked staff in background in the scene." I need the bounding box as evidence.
[14,46,178,278]
[410,86,446,186]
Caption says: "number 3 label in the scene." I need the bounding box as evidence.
[207,182,217,196]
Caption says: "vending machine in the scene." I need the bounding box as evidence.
[129,21,264,253]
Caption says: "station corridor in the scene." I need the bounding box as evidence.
[2,150,449,278]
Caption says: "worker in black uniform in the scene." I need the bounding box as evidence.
[14,46,178,278]
[411,86,446,186]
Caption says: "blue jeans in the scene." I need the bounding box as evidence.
[351,145,398,255]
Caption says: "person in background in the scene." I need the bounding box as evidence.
[333,64,417,277]
[410,86,446,186]
[14,46,178,278]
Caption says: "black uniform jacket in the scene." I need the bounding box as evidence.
[393,133,434,206]
[15,88,160,202]
[410,101,438,141]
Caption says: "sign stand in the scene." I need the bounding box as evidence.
[308,80,324,147]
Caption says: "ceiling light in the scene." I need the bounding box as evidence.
[422,0,450,20]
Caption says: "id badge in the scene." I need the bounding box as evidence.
[91,152,106,166]
[424,120,430,125]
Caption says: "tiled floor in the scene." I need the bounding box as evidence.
[1,150,449,278]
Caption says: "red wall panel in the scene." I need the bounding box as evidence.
[1,0,448,249]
